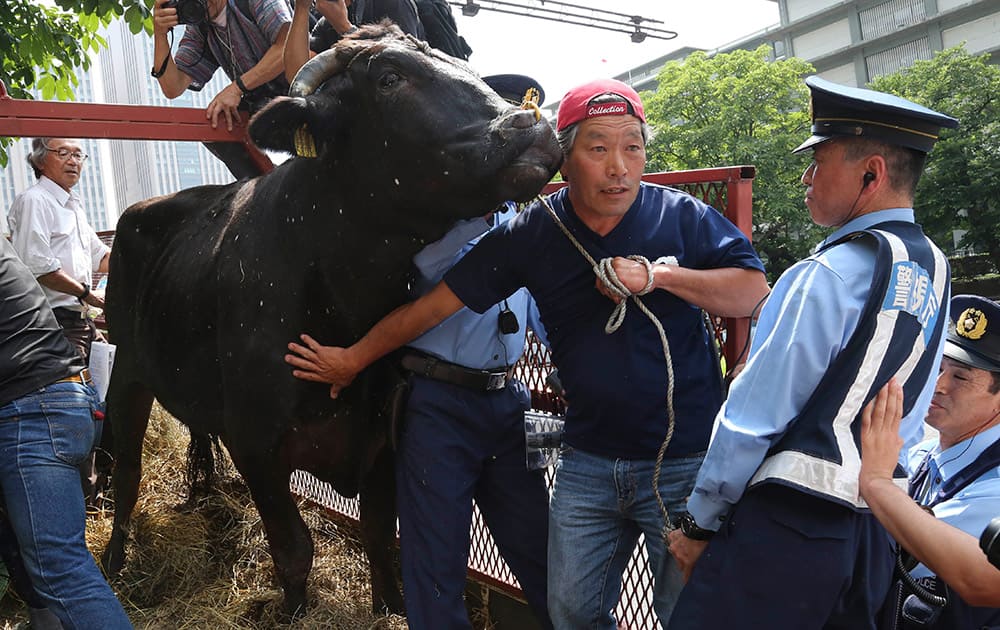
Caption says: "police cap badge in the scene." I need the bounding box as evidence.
[945,295,1000,372]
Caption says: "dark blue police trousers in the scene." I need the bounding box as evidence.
[395,375,552,630]
[669,483,894,630]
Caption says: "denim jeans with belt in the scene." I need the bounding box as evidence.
[0,381,132,629]
[548,447,704,630]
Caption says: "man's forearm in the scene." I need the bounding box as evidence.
[37,269,88,298]
[152,34,191,98]
[863,477,1000,606]
[655,266,769,317]
[348,281,465,371]
[243,25,290,90]
[284,6,312,82]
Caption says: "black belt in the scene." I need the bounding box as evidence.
[55,368,93,387]
[401,352,512,392]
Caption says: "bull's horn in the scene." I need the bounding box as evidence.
[289,48,347,97]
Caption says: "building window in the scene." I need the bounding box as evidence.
[859,0,927,40]
[771,39,786,60]
[865,37,931,80]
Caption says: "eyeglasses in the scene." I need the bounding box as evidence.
[45,147,89,162]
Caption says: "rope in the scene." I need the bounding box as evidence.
[538,195,677,544]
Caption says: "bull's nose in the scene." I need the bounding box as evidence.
[504,109,542,130]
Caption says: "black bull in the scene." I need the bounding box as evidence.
[101,24,562,617]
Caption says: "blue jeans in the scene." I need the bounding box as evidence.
[548,447,703,630]
[0,382,132,630]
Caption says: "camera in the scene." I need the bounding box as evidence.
[166,0,208,24]
[982,516,1000,570]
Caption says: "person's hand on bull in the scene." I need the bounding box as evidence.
[285,334,361,398]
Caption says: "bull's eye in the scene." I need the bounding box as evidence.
[378,71,401,90]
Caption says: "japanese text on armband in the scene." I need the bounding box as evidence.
[882,261,940,343]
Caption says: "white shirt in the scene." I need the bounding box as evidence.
[7,176,109,311]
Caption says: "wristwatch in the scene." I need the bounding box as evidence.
[678,512,715,541]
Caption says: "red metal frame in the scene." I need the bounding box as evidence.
[0,80,273,174]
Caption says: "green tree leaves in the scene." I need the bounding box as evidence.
[644,44,1000,278]
[870,47,1000,264]
[643,46,822,278]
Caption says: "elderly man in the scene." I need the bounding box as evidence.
[8,138,109,360]
[7,137,110,507]
[284,78,769,628]
[860,294,1000,629]
[667,78,957,629]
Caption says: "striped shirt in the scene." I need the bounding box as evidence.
[175,0,291,95]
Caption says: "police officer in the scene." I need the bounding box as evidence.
[667,77,958,629]
[288,76,554,630]
[860,294,1000,628]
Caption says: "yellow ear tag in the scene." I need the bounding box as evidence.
[294,125,317,158]
[520,87,541,122]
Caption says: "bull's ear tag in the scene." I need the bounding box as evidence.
[294,125,318,158]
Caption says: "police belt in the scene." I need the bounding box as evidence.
[401,351,512,392]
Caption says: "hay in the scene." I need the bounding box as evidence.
[2,403,408,629]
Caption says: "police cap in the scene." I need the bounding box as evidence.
[945,295,1000,373]
[483,74,545,107]
[793,76,958,154]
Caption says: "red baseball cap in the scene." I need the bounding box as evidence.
[556,79,646,131]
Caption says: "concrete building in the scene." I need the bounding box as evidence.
[771,0,999,86]
[615,0,999,91]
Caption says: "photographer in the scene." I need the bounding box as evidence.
[284,0,424,82]
[860,294,1000,629]
[151,0,291,178]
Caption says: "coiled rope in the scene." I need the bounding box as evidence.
[538,195,677,544]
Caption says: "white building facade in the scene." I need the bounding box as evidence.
[774,0,1000,86]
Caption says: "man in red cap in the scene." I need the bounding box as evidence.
[284,77,769,629]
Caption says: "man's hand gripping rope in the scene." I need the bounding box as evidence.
[538,195,678,545]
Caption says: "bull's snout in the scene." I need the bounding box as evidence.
[502,108,547,132]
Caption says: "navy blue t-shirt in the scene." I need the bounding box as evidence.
[444,183,765,459]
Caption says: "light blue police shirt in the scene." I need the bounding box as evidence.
[687,208,945,529]
[406,202,547,371]
[907,422,1000,579]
